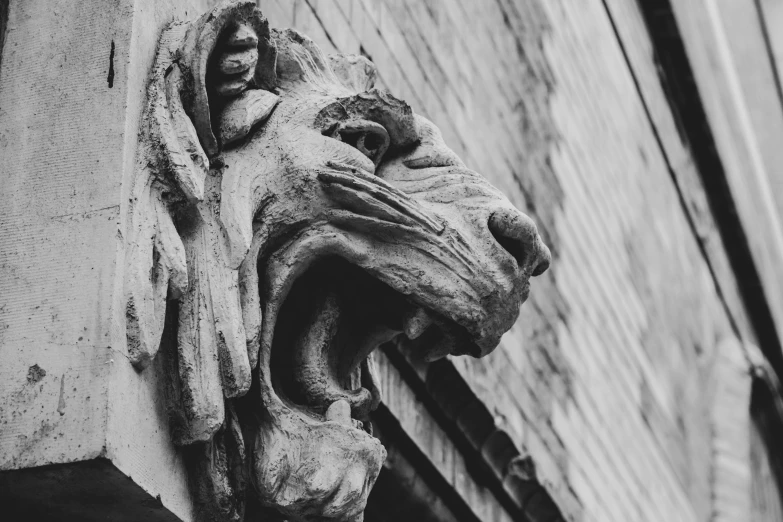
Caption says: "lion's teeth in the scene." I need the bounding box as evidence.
[403,308,433,340]
[325,399,352,426]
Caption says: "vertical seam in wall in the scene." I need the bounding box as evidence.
[753,0,783,128]
[703,0,783,291]
[632,1,783,381]
[108,0,145,465]
[598,0,745,348]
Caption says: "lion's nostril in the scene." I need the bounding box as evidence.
[489,225,528,267]
[532,243,551,277]
[488,209,549,276]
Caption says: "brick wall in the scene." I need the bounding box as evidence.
[259,1,755,520]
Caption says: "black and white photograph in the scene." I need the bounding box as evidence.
[0,1,780,521]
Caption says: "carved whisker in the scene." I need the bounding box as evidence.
[319,166,444,233]
[321,185,426,230]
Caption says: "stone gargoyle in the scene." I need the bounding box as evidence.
[123,1,551,520]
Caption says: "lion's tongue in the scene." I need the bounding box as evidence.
[289,284,384,419]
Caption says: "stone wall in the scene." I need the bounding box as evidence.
[0,2,217,519]
[258,1,757,521]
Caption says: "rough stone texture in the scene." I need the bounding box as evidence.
[0,0,771,521]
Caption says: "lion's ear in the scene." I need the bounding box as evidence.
[328,54,377,92]
[178,0,279,155]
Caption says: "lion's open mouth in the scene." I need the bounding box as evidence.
[268,256,480,435]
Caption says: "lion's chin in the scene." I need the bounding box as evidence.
[252,405,385,521]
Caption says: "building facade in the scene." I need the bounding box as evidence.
[1,1,781,521]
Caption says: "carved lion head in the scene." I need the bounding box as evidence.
[124,2,550,521]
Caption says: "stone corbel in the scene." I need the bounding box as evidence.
[123,1,551,520]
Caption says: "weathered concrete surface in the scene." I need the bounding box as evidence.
[0,0,132,471]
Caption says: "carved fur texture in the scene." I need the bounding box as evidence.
[124,1,551,520]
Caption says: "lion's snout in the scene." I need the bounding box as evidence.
[487,207,551,277]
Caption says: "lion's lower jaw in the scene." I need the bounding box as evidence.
[252,409,386,521]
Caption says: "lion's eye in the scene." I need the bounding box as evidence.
[323,120,390,167]
[343,131,384,163]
